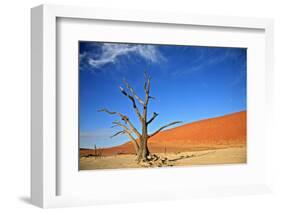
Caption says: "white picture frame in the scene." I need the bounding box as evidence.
[31,4,274,208]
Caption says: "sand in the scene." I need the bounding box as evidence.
[79,145,246,170]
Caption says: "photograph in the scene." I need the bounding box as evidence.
[79,41,247,170]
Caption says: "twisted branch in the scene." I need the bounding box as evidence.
[122,79,144,105]
[144,73,151,106]
[111,130,125,138]
[149,121,182,138]
[98,108,141,138]
[119,86,143,122]
[147,112,159,125]
[111,121,139,151]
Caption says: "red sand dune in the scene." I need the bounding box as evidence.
[80,111,246,156]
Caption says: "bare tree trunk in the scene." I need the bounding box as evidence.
[137,117,151,162]
[137,137,149,162]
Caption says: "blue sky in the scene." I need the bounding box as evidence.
[79,42,247,149]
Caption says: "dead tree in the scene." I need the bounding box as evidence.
[99,71,181,162]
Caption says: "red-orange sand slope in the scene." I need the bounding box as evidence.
[80,111,246,156]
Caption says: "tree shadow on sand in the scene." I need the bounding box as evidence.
[168,151,216,162]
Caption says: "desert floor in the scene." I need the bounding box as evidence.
[79,145,246,170]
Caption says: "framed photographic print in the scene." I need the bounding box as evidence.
[78,41,247,170]
[31,4,274,208]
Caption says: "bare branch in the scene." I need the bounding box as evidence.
[122,79,144,105]
[111,121,139,151]
[111,130,125,138]
[147,112,159,125]
[112,120,141,140]
[98,108,141,138]
[149,121,182,138]
[98,108,128,121]
[125,133,139,152]
[112,121,130,132]
[119,86,143,122]
[144,72,152,106]
[142,71,152,123]
[145,78,151,95]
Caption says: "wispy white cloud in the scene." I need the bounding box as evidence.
[82,43,164,69]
